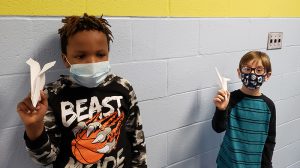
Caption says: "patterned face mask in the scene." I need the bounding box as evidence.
[241,73,265,90]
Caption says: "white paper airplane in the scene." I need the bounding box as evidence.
[215,67,230,91]
[26,58,56,107]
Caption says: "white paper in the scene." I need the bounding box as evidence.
[215,67,230,91]
[26,58,56,107]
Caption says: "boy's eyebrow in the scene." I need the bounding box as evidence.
[96,49,106,52]
[72,50,87,54]
[242,65,265,68]
[73,49,107,53]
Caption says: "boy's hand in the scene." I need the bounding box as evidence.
[17,91,48,140]
[213,89,230,111]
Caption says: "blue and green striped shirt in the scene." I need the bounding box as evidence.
[212,90,276,168]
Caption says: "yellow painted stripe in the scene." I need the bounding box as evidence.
[0,0,86,16]
[169,0,230,17]
[1,0,300,17]
[87,0,169,17]
[228,0,300,17]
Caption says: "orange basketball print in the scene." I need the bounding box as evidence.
[71,111,124,164]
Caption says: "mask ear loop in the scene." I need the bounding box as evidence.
[63,55,72,66]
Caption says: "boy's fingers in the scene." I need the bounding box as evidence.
[17,92,35,114]
[217,95,226,102]
[40,91,48,106]
[214,97,223,103]
[217,90,227,97]
[213,98,219,103]
[16,102,24,112]
[23,99,35,111]
[17,102,31,114]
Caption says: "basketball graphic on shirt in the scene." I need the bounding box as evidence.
[71,111,124,164]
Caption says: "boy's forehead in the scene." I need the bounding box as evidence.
[68,31,107,44]
[69,30,106,39]
[243,59,263,66]
[66,30,109,52]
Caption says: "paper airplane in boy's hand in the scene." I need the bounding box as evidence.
[26,58,56,107]
[215,67,230,91]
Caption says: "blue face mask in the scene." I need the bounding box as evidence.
[241,72,265,90]
[69,61,111,88]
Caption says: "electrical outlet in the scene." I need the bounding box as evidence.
[267,32,283,50]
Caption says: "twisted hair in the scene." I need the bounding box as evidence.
[58,13,113,54]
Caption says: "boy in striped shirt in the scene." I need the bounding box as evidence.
[212,51,276,168]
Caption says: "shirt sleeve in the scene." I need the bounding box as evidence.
[212,107,228,133]
[261,100,276,168]
[125,87,147,168]
[212,91,237,133]
[24,94,61,165]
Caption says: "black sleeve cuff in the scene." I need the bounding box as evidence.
[212,107,228,133]
[24,128,48,150]
[214,108,227,119]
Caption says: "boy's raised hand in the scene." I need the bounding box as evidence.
[17,90,48,140]
[213,89,230,111]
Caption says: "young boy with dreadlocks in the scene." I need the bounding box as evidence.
[17,13,147,168]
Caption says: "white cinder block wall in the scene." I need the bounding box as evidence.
[0,17,300,168]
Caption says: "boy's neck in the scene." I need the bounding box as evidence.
[240,85,262,96]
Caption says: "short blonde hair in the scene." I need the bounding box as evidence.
[239,51,272,73]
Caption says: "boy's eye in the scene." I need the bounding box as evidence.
[241,66,265,75]
[256,68,263,72]
[96,53,105,57]
[75,55,85,59]
[241,67,251,72]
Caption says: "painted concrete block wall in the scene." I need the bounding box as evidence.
[0,17,300,168]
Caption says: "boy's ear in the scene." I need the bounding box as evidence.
[237,68,241,79]
[264,72,272,81]
[61,54,70,68]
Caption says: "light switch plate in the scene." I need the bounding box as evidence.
[267,32,283,50]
